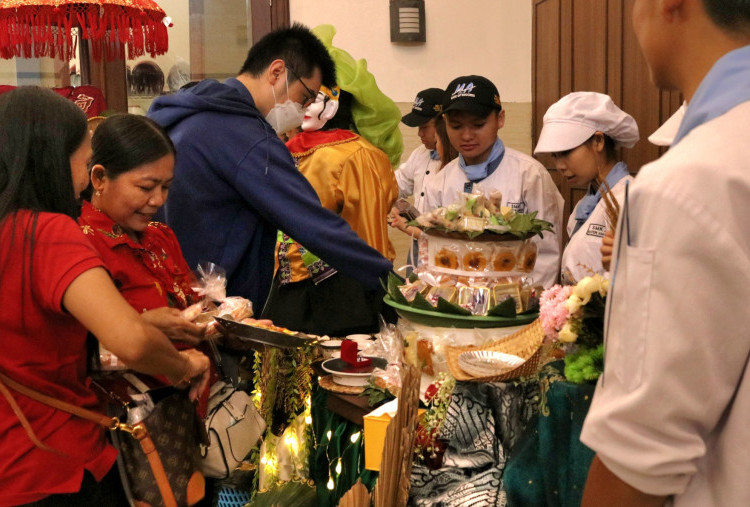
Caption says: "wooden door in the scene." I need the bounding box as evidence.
[533,0,682,236]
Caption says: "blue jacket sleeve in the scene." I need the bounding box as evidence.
[227,133,393,289]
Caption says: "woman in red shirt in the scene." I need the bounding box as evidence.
[0,88,210,505]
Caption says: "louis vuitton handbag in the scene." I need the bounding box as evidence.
[0,372,205,507]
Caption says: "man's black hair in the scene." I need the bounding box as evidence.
[239,23,336,88]
[702,0,750,34]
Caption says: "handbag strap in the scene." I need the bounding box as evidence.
[0,372,178,507]
[0,372,118,428]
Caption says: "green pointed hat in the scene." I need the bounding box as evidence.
[312,24,404,167]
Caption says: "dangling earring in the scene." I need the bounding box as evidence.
[95,190,101,197]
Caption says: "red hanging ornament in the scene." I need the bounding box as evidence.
[0,0,170,61]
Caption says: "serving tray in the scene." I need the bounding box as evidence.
[214,317,318,349]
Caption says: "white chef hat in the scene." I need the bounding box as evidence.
[534,92,640,154]
[648,102,686,146]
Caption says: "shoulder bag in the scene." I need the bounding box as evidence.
[0,372,205,507]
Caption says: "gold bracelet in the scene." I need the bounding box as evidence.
[177,354,192,386]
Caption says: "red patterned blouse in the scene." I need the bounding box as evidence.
[78,200,198,313]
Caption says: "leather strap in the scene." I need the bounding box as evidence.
[131,423,178,507]
[0,372,116,428]
[0,375,63,455]
[0,372,177,506]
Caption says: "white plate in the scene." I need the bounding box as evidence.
[458,350,525,378]
[321,357,387,386]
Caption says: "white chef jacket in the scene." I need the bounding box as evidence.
[580,101,750,506]
[394,145,442,213]
[561,176,633,284]
[423,145,563,287]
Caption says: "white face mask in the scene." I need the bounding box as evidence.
[265,76,305,133]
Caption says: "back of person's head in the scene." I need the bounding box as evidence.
[239,23,336,88]
[0,86,87,222]
[131,61,165,96]
[702,0,750,35]
[442,75,502,119]
[91,114,175,179]
[167,60,191,93]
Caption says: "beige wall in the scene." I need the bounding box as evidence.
[290,0,534,160]
[290,0,532,103]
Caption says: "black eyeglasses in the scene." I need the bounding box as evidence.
[286,66,317,107]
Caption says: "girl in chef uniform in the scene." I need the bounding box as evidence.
[534,92,639,284]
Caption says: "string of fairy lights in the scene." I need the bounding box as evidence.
[253,381,365,494]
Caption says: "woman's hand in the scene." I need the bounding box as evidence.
[388,207,421,237]
[601,230,615,271]
[172,348,211,401]
[141,307,206,345]
[388,207,408,231]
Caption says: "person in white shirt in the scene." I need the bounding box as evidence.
[534,92,639,284]
[394,88,444,213]
[580,1,750,505]
[424,75,563,288]
[390,88,444,267]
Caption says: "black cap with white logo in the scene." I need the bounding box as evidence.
[442,75,502,117]
[401,88,444,127]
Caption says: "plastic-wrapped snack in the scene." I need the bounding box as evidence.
[399,279,428,302]
[458,285,491,315]
[492,282,523,313]
[216,296,253,320]
[203,297,254,338]
[191,262,228,302]
[374,315,403,394]
[426,285,457,306]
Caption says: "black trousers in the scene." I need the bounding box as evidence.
[261,272,395,337]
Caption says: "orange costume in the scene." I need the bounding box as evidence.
[277,128,397,285]
[263,128,397,336]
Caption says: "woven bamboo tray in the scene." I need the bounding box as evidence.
[318,374,366,395]
[446,319,546,382]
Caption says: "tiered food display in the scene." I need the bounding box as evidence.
[386,191,554,319]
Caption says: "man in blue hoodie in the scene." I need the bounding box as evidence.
[149,24,393,311]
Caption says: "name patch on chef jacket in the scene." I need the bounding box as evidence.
[507,201,527,213]
[586,223,606,238]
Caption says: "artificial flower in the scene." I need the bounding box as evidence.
[539,274,610,383]
[572,275,602,305]
[539,284,572,340]
[558,322,578,343]
[566,294,584,315]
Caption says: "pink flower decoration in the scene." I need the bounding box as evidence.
[539,284,572,340]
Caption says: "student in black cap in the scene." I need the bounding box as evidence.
[390,87,445,267]
[423,75,563,287]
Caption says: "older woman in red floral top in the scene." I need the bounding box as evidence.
[78,114,205,345]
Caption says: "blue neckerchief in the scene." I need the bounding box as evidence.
[673,45,750,146]
[572,161,630,235]
[459,138,505,183]
[429,149,440,161]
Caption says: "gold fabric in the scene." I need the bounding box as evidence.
[281,132,398,283]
